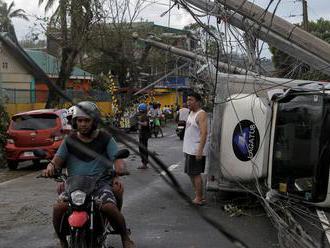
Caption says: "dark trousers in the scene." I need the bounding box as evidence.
[139,134,149,164]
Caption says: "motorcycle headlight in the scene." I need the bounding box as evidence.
[70,190,86,206]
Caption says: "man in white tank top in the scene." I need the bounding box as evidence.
[182,92,208,205]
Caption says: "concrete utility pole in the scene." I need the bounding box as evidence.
[215,0,330,64]
[243,32,258,72]
[137,37,256,76]
[302,0,309,31]
[180,0,330,76]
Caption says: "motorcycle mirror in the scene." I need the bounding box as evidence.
[114,149,130,159]
[33,149,47,158]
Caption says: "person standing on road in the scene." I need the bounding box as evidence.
[154,103,164,137]
[182,92,208,205]
[42,101,135,248]
[137,103,150,169]
[178,102,190,123]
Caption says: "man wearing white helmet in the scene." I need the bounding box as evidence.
[43,101,135,248]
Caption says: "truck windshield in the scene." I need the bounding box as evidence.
[272,94,328,201]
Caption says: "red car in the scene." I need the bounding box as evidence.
[5,109,71,170]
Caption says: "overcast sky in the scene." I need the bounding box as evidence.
[4,0,330,59]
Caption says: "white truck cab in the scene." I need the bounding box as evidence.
[218,83,330,207]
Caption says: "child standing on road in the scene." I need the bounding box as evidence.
[137,103,150,169]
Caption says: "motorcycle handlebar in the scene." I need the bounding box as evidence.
[35,149,130,179]
[36,168,67,181]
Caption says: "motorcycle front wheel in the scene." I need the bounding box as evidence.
[69,231,88,248]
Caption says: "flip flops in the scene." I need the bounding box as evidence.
[137,164,148,169]
[123,240,136,248]
[192,199,207,206]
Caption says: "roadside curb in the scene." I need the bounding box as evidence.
[0,171,39,186]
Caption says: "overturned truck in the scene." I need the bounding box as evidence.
[215,82,330,207]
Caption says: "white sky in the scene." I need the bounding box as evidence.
[4,0,330,58]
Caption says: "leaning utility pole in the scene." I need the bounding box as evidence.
[215,0,330,63]
[180,0,330,76]
[136,36,256,76]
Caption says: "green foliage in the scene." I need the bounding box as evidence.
[0,1,29,42]
[184,23,218,57]
[309,18,330,43]
[0,100,9,164]
[83,22,187,88]
[270,18,330,80]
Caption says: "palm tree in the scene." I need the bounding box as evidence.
[0,1,29,42]
[38,0,58,13]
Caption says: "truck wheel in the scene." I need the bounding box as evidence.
[7,161,18,170]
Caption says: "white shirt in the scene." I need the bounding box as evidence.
[182,109,208,156]
[155,108,162,117]
[178,107,189,121]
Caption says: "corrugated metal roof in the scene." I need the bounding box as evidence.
[25,50,92,79]
[0,32,48,81]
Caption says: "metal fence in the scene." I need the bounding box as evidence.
[1,88,112,104]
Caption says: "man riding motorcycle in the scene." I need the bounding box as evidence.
[42,101,135,248]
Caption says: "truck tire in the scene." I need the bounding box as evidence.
[7,161,18,170]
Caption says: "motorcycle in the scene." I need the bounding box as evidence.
[176,120,186,140]
[149,118,163,138]
[34,149,130,248]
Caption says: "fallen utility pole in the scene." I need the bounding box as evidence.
[228,14,330,76]
[180,0,330,76]
[137,37,256,76]
[216,72,320,89]
[216,0,330,65]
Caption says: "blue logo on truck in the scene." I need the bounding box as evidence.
[232,120,260,161]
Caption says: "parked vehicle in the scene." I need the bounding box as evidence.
[208,83,330,207]
[5,109,71,170]
[36,149,130,248]
[118,113,139,133]
[176,120,186,140]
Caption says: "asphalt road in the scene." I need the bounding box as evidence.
[0,125,290,248]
